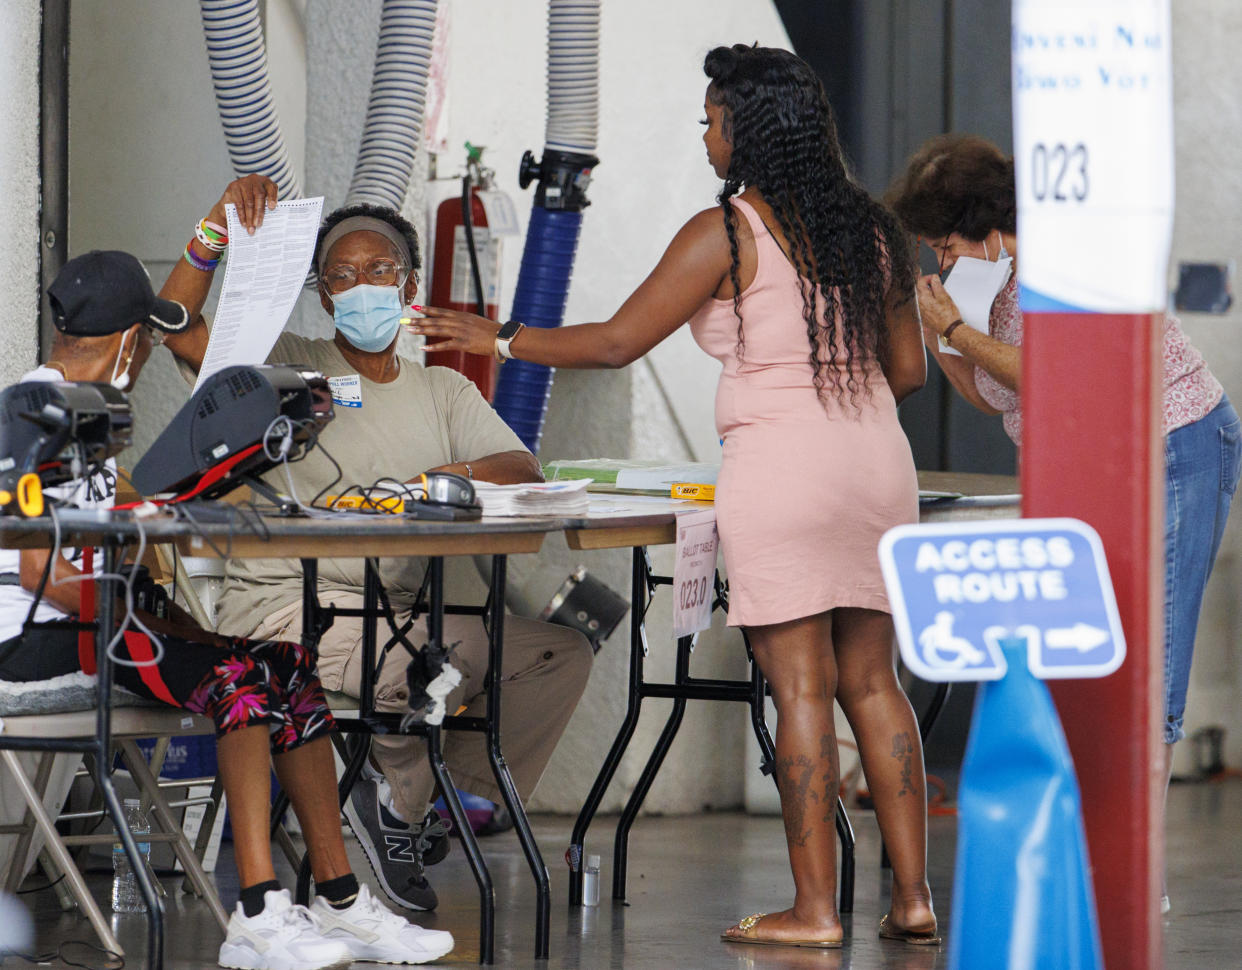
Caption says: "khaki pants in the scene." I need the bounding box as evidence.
[252,591,593,821]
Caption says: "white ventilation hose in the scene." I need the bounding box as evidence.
[199,0,302,199]
[545,0,600,155]
[347,0,439,209]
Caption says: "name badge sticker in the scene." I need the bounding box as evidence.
[328,374,362,408]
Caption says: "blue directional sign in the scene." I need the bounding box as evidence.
[878,518,1126,682]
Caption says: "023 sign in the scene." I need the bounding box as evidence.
[1012,0,1173,314]
[673,508,719,638]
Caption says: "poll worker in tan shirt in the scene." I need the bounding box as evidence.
[160,175,593,914]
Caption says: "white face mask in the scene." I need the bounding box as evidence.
[939,235,1013,356]
[109,330,134,390]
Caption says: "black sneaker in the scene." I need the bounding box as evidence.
[343,773,438,911]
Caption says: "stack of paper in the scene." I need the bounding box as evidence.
[472,478,592,516]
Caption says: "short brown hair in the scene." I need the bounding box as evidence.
[885,134,1016,242]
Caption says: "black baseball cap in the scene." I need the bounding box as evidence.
[48,250,189,337]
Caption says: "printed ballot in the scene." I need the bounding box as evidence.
[195,197,324,391]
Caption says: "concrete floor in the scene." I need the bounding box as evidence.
[8,778,1241,969]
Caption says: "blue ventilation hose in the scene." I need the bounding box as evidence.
[495,208,584,450]
[492,0,600,453]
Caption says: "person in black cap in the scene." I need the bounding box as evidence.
[0,253,455,967]
[43,249,189,390]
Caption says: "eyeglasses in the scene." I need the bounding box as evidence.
[320,258,409,294]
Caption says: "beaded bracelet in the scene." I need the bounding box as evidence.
[183,243,220,272]
[195,218,228,253]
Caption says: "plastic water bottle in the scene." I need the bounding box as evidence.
[582,854,601,907]
[111,799,150,913]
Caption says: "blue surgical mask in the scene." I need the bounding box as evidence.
[331,284,405,352]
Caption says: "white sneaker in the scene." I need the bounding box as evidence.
[219,889,351,970]
[310,883,455,964]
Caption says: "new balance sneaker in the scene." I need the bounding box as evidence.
[218,888,351,970]
[343,771,440,911]
[311,883,454,965]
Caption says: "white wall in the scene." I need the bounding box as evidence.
[0,0,43,387]
[1169,2,1242,776]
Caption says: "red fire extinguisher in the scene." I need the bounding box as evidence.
[427,143,502,400]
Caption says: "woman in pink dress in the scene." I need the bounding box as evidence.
[417,44,937,948]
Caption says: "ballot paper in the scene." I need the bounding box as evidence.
[194,197,324,391]
[938,254,1013,357]
[472,478,592,517]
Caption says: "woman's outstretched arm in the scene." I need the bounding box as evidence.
[414,207,732,368]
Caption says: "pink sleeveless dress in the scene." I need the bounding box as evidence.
[688,198,918,627]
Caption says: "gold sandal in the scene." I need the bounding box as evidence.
[721,912,844,949]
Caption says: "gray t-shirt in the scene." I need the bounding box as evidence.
[211,332,527,636]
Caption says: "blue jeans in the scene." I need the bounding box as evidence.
[1164,395,1241,743]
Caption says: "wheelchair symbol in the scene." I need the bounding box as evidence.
[918,612,987,669]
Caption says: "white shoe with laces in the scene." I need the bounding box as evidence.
[218,888,351,970]
[310,883,455,964]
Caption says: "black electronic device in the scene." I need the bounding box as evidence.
[0,381,132,514]
[131,364,333,504]
[417,472,478,509]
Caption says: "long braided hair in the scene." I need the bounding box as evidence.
[704,44,914,405]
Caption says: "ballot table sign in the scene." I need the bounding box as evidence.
[672,508,718,638]
[1013,0,1173,315]
[878,518,1125,682]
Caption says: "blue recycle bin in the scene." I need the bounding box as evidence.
[949,639,1104,970]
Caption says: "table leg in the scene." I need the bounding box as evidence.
[300,558,320,650]
[426,557,495,965]
[427,725,495,965]
[612,687,687,902]
[96,541,165,969]
[360,560,379,717]
[482,555,551,960]
[567,546,648,906]
[277,560,321,850]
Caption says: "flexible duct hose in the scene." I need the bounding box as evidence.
[493,0,600,453]
[545,0,600,155]
[199,0,302,199]
[347,0,438,208]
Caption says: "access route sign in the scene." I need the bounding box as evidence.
[878,518,1125,682]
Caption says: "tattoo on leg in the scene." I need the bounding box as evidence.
[892,731,916,797]
[776,755,815,847]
